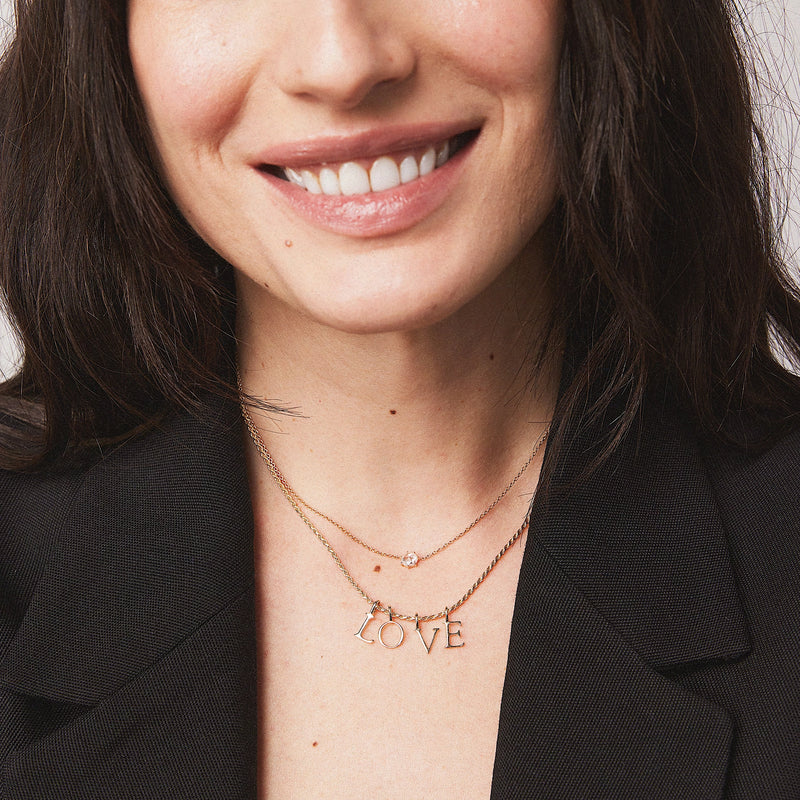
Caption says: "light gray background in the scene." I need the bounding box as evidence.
[0,0,798,376]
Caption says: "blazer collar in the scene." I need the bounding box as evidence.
[532,400,750,670]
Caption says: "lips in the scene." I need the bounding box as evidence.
[254,124,480,237]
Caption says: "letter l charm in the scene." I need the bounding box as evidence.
[354,601,379,644]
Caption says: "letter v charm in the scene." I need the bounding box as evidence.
[415,614,440,654]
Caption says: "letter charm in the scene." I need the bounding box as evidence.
[444,608,464,648]
[414,615,440,654]
[378,608,405,649]
[354,601,379,644]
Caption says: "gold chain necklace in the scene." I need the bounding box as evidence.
[240,387,550,652]
[237,374,547,568]
[260,427,545,569]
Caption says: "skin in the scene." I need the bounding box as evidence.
[128,0,564,795]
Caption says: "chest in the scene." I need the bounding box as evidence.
[259,650,506,798]
[254,526,526,799]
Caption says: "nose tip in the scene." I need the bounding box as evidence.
[275,3,415,110]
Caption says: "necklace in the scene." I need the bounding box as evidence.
[240,389,550,652]
[238,375,548,569]
[282,431,546,568]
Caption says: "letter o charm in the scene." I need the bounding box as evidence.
[378,620,405,649]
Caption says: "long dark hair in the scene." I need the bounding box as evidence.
[1,0,799,469]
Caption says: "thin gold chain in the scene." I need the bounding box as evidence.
[292,429,547,563]
[239,387,549,622]
[237,375,548,565]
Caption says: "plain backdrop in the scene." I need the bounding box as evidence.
[0,0,798,377]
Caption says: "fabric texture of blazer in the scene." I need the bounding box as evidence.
[1,393,799,799]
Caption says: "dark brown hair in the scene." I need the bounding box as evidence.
[548,0,800,466]
[1,0,799,469]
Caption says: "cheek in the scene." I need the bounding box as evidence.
[427,0,563,89]
[127,4,250,151]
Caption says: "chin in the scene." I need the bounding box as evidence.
[307,293,462,336]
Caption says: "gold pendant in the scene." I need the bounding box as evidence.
[415,615,440,653]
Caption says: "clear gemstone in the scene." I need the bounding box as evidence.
[400,552,420,568]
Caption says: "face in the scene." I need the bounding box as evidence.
[128,0,563,335]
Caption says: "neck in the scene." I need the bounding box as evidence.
[236,265,560,546]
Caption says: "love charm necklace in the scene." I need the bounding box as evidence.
[240,383,549,652]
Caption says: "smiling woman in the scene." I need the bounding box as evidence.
[127,0,562,334]
[1,1,800,798]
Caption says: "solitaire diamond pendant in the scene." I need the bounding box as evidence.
[400,552,420,568]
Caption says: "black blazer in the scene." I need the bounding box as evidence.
[1,396,799,799]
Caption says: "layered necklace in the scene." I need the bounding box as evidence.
[239,380,549,653]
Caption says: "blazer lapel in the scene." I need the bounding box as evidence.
[0,399,258,797]
[492,405,749,799]
[2,592,257,798]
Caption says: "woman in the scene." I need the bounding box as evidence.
[1,0,799,797]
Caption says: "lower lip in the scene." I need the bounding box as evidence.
[258,140,475,238]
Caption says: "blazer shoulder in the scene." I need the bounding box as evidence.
[702,421,800,516]
[1,394,242,521]
[699,420,800,618]
[0,399,246,658]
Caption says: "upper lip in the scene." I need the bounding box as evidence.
[253,120,482,169]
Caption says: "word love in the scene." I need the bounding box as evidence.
[354,602,464,653]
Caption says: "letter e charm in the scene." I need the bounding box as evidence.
[444,608,464,648]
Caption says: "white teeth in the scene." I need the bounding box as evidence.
[369,156,401,192]
[339,161,371,195]
[301,170,322,194]
[400,155,419,184]
[282,138,457,196]
[319,167,341,196]
[419,147,436,176]
[285,167,304,186]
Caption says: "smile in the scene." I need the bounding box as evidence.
[256,125,479,237]
[263,130,478,198]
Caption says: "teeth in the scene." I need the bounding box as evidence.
[399,155,419,184]
[281,137,457,196]
[319,167,341,196]
[369,156,401,192]
[285,167,304,186]
[339,162,371,195]
[300,170,322,194]
[419,147,436,177]
[435,141,450,168]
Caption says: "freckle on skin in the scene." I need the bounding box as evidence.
[374,565,381,572]
[389,409,397,415]
[312,741,318,748]
[489,352,495,361]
